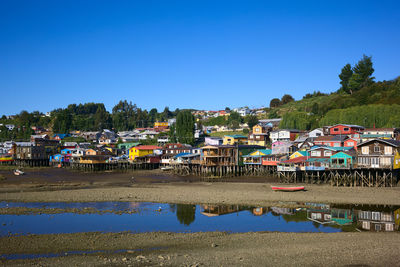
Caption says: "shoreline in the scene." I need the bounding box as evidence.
[0,168,399,206]
[1,168,400,266]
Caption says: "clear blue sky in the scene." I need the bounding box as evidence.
[1,0,400,115]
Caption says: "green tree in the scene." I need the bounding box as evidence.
[94,105,111,130]
[338,63,353,94]
[227,111,242,130]
[269,98,281,108]
[245,115,259,129]
[175,110,195,145]
[281,94,295,105]
[347,55,375,93]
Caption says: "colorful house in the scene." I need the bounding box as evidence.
[357,139,400,169]
[289,151,309,160]
[117,142,141,151]
[129,145,162,161]
[314,135,347,147]
[247,124,270,146]
[242,149,272,165]
[329,151,354,169]
[343,138,358,149]
[201,145,237,166]
[223,135,248,145]
[53,133,70,141]
[328,124,364,136]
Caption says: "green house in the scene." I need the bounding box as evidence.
[117,142,141,151]
[330,151,354,169]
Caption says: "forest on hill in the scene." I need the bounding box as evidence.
[268,55,400,130]
[1,55,399,139]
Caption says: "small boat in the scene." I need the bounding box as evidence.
[161,166,173,171]
[13,169,25,176]
[271,185,305,192]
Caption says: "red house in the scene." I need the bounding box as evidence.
[314,136,347,147]
[343,138,358,150]
[328,124,364,136]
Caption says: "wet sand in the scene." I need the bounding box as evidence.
[0,168,399,266]
[1,232,399,266]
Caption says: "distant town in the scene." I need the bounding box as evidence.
[1,105,400,181]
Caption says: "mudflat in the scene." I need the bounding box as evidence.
[0,168,399,266]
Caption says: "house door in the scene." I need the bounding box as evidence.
[371,157,380,168]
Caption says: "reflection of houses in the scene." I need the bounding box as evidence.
[306,203,332,224]
[252,207,268,216]
[201,205,246,216]
[331,208,354,225]
[357,209,397,232]
[270,207,295,215]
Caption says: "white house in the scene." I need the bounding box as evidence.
[308,128,324,138]
[269,129,300,143]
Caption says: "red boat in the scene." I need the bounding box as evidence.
[271,186,305,192]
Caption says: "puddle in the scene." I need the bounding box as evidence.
[0,201,399,237]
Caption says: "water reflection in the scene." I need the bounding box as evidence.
[0,201,399,235]
[176,204,196,226]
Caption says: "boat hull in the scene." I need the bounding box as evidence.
[271,186,305,192]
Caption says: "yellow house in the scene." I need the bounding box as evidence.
[289,151,309,160]
[393,151,400,169]
[154,122,168,128]
[223,135,247,145]
[395,208,400,228]
[129,145,161,161]
[247,125,269,146]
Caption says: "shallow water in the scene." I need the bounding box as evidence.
[0,201,399,237]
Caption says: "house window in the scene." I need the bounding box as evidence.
[311,151,321,157]
[333,128,339,132]
[255,128,260,132]
[347,142,354,147]
[384,146,392,155]
[375,224,381,231]
[374,146,380,152]
[361,147,369,155]
[385,223,394,231]
[362,221,370,230]
[324,151,332,156]
[372,212,380,221]
[343,127,349,131]
[381,213,392,222]
[359,211,371,220]
[324,214,331,220]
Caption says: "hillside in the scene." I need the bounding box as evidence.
[262,76,400,130]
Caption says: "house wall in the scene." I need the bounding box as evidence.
[329,125,362,135]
